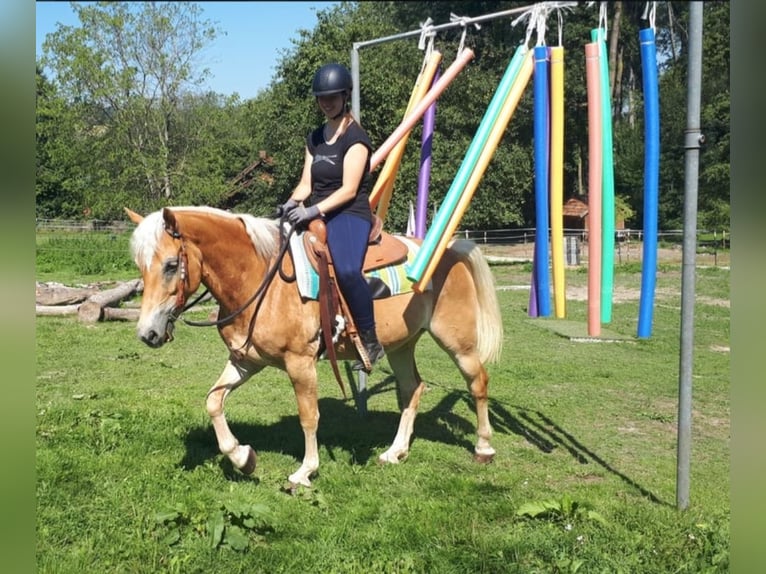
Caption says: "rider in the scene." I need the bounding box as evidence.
[279,62,385,372]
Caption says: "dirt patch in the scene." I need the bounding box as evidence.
[478,242,729,268]
[480,241,730,307]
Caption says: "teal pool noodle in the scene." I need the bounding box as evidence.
[407,45,527,282]
[591,28,616,323]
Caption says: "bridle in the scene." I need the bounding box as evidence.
[161,218,298,346]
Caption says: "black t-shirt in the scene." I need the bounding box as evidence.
[306,120,373,222]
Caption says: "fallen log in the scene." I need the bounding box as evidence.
[78,279,142,324]
[77,304,142,322]
[87,279,142,307]
[36,283,98,306]
[36,304,80,316]
[103,307,141,321]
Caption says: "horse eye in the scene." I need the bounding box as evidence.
[163,258,179,275]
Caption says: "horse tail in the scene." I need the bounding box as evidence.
[450,239,504,364]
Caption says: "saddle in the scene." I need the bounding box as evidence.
[300,216,408,395]
[301,215,409,274]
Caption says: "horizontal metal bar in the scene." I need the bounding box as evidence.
[352,2,578,51]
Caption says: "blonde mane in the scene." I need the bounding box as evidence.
[130,206,279,270]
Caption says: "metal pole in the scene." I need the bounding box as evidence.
[677,1,704,511]
[349,2,577,122]
[351,46,360,120]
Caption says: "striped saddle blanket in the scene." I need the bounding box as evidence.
[289,230,425,301]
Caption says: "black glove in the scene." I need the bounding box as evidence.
[276,198,298,218]
[287,204,321,227]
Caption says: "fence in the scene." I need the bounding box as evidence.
[36,219,730,256]
[453,227,729,249]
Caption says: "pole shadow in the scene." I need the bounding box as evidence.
[487,399,669,506]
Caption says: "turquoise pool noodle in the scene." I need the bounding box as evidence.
[408,44,527,282]
[591,28,616,324]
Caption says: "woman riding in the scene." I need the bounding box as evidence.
[279,62,384,373]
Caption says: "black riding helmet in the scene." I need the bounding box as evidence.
[312,63,352,97]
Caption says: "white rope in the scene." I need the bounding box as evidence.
[599,1,608,39]
[450,13,481,55]
[535,5,548,47]
[543,2,576,47]
[642,1,657,33]
[511,4,541,49]
[417,17,436,74]
[418,17,435,51]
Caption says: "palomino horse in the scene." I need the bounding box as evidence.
[125,206,503,488]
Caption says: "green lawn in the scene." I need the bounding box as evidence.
[36,260,729,573]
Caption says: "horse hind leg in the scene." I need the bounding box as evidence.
[378,338,425,465]
[462,356,496,463]
[431,332,496,463]
[206,360,263,475]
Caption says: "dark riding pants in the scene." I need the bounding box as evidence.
[325,212,375,332]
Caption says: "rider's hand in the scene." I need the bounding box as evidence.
[275,198,299,218]
[287,204,321,227]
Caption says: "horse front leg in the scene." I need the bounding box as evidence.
[206,359,263,475]
[285,354,320,489]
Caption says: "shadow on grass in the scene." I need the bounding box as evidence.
[490,401,668,506]
[179,375,666,506]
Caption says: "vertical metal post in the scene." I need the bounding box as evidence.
[677,1,704,511]
[350,45,360,120]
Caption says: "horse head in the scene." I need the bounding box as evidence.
[126,207,203,348]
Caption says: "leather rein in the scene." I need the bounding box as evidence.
[163,217,349,398]
[164,218,296,336]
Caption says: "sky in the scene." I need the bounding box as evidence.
[35,1,339,100]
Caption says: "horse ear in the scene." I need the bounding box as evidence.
[124,207,144,224]
[162,207,179,234]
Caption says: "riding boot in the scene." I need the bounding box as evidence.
[352,328,385,372]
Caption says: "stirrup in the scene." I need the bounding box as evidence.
[351,340,384,373]
[350,332,372,373]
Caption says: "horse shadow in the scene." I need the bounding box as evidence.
[179,373,667,505]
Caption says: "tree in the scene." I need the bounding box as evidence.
[36,1,729,233]
[39,2,222,215]
[36,66,84,219]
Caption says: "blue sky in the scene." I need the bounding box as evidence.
[36,1,338,100]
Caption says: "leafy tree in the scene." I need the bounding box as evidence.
[39,1,223,216]
[36,1,729,234]
[36,66,83,219]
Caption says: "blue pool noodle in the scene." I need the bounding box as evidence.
[637,28,660,338]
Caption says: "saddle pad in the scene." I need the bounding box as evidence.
[289,230,426,301]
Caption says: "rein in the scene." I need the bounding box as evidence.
[164,215,349,398]
[165,219,296,331]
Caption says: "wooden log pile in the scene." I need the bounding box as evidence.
[36,280,143,323]
[36,281,216,323]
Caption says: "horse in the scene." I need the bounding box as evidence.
[125,206,504,489]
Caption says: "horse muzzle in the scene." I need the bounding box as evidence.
[138,316,175,348]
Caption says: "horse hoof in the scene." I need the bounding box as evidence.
[473,452,495,464]
[378,452,406,465]
[240,446,257,475]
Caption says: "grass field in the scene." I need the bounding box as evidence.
[36,245,730,573]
